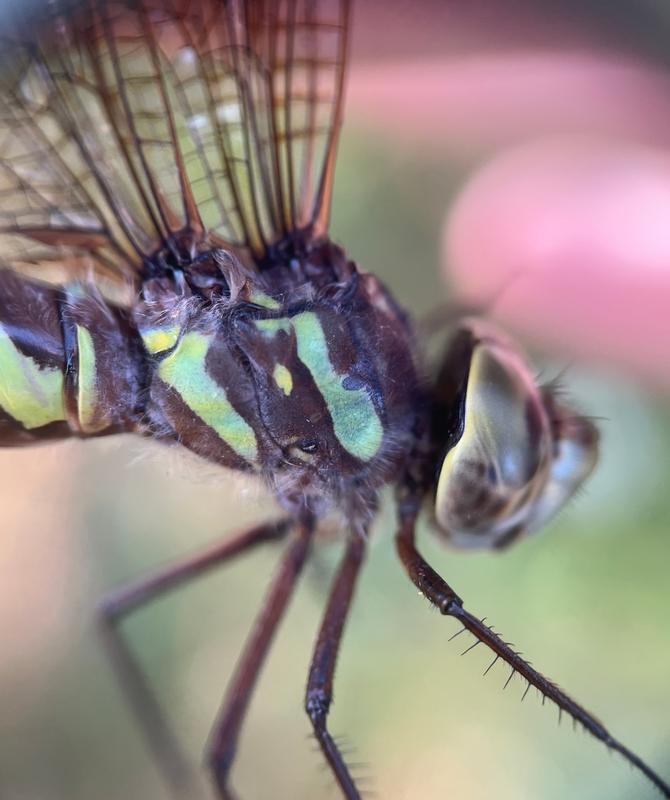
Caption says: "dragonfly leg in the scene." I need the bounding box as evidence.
[206,514,314,798]
[305,533,366,800]
[97,517,292,799]
[394,506,670,799]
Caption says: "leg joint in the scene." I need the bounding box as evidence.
[96,596,121,626]
[207,744,236,796]
[439,595,463,615]
[305,688,331,724]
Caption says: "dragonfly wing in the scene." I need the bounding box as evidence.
[0,30,143,295]
[237,0,352,249]
[0,0,351,292]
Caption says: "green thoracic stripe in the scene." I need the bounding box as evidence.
[292,312,383,461]
[76,325,100,432]
[0,323,65,428]
[158,331,258,463]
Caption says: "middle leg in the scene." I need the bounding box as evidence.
[207,513,314,798]
[305,533,366,800]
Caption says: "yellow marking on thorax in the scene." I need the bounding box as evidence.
[76,325,107,433]
[249,289,280,310]
[273,364,293,396]
[141,324,181,355]
[0,324,65,428]
[252,311,384,461]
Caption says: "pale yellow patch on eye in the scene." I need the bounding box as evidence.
[273,363,293,396]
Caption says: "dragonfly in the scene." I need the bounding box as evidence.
[0,1,667,798]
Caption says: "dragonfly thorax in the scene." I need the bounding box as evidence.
[136,243,422,522]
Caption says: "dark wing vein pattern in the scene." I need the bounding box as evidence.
[0,0,350,292]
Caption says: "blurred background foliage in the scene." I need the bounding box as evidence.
[1,2,669,799]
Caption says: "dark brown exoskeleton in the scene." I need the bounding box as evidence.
[0,1,667,798]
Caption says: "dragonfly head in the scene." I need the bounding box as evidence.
[432,320,599,550]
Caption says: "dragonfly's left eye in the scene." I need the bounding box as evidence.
[434,326,598,549]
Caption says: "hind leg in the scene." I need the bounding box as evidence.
[98,518,292,798]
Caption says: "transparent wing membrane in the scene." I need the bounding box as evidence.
[0,43,137,284]
[0,0,350,292]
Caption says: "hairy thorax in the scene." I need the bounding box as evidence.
[135,237,423,524]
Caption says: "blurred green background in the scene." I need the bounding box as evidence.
[1,3,670,800]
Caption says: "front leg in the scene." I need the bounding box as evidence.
[395,507,670,799]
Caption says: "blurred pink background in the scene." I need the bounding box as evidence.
[348,2,670,389]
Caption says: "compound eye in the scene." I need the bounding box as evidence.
[435,336,551,547]
[523,405,599,533]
